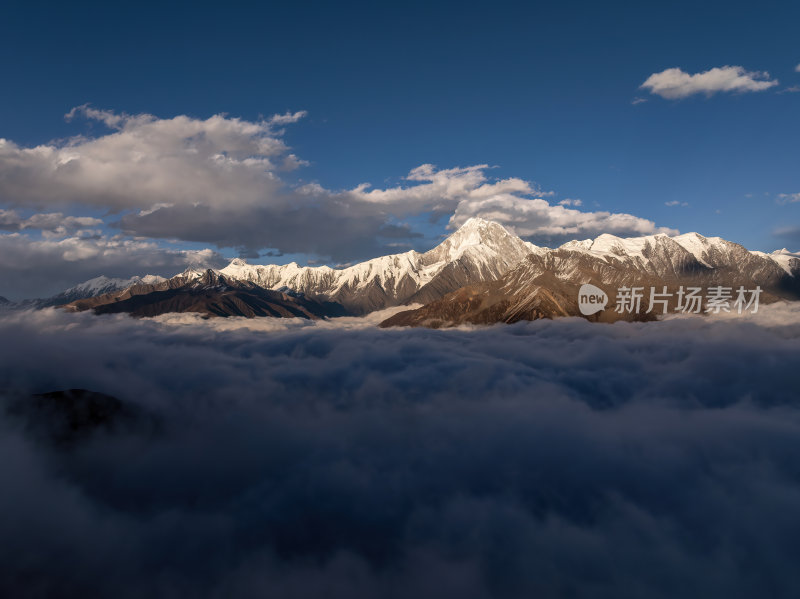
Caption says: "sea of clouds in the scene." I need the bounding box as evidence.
[1,305,800,598]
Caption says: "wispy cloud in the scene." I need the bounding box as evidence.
[776,193,800,205]
[665,200,689,207]
[641,66,779,99]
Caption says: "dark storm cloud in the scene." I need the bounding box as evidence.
[1,308,800,598]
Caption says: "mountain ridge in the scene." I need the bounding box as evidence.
[65,269,348,319]
[381,234,800,328]
[5,218,798,322]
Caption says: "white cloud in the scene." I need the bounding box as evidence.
[776,193,800,205]
[149,304,419,333]
[347,163,551,213]
[0,210,103,236]
[641,66,779,99]
[0,107,677,263]
[665,200,689,207]
[631,97,648,105]
[1,305,800,597]
[796,63,800,73]
[0,105,305,211]
[449,194,677,244]
[0,232,223,299]
[350,165,675,243]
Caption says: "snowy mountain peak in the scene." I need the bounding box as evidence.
[452,217,511,237]
[229,258,248,267]
[554,229,800,276]
[179,266,206,279]
[438,218,524,259]
[455,216,495,230]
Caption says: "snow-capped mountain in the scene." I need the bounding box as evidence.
[217,218,537,313]
[556,231,799,284]
[65,269,347,319]
[58,275,166,302]
[382,230,800,328]
[759,248,800,276]
[19,274,168,309]
[56,218,799,321]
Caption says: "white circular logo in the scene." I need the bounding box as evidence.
[578,284,608,315]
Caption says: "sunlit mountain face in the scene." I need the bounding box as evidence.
[6,217,798,322]
[2,1,800,597]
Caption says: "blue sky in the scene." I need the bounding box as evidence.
[1,0,799,297]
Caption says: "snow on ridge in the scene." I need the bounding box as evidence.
[217,218,534,296]
[66,274,166,294]
[766,249,800,275]
[556,230,796,273]
[213,222,798,298]
[43,221,799,306]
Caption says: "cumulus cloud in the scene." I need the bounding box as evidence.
[103,162,675,259]
[0,209,102,236]
[449,194,677,245]
[641,66,779,99]
[0,108,676,265]
[350,164,674,246]
[0,307,799,597]
[0,233,223,299]
[0,105,306,210]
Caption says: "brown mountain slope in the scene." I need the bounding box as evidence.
[381,246,799,328]
[63,270,348,319]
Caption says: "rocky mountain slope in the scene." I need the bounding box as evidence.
[381,233,800,328]
[38,274,167,308]
[60,218,535,318]
[19,218,800,323]
[65,270,347,319]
